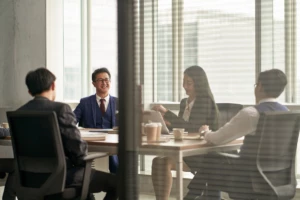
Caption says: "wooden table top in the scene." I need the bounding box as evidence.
[4,132,243,151]
[85,133,244,151]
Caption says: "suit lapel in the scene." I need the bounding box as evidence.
[91,95,97,127]
[189,98,200,120]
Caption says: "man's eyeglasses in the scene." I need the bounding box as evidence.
[95,78,110,83]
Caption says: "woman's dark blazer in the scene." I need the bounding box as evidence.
[163,96,218,133]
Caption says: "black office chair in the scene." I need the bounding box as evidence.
[184,111,300,200]
[224,111,300,200]
[7,111,108,200]
[216,103,243,128]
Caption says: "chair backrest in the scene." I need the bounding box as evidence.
[7,111,66,199]
[252,111,300,199]
[216,103,243,128]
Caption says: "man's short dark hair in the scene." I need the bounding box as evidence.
[92,68,111,82]
[25,68,56,96]
[258,69,287,98]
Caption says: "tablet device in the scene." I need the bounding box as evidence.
[143,110,170,134]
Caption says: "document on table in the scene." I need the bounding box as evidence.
[79,128,117,133]
[80,131,107,141]
[164,134,202,140]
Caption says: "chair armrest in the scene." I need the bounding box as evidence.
[83,153,108,162]
[80,152,108,200]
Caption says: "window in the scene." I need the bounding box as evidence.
[90,0,118,96]
[183,0,255,103]
[139,0,300,179]
[141,0,297,105]
[63,0,117,101]
[63,0,82,101]
[157,0,173,101]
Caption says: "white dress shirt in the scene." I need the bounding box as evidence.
[182,99,195,122]
[204,98,278,145]
[96,94,110,111]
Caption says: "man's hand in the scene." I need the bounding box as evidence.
[199,125,210,136]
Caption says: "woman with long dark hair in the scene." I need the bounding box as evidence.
[151,66,219,200]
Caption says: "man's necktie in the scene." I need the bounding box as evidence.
[100,99,106,115]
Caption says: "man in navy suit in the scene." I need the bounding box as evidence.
[74,68,119,173]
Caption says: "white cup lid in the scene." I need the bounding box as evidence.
[173,128,184,131]
[145,123,158,127]
[155,122,162,127]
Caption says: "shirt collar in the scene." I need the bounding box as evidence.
[258,98,277,104]
[96,94,110,102]
[185,98,195,108]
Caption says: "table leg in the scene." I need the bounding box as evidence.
[176,152,183,200]
[140,154,145,171]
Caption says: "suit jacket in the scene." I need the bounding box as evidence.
[164,97,218,132]
[18,96,88,186]
[73,94,118,128]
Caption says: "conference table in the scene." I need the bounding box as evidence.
[85,132,243,200]
[0,131,243,200]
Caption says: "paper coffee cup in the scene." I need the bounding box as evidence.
[145,123,158,142]
[2,123,9,129]
[173,128,184,141]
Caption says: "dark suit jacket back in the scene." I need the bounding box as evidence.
[18,96,88,186]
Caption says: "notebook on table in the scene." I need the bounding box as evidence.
[80,131,106,141]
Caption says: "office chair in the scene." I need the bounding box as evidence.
[247,111,300,200]
[7,111,108,200]
[185,111,300,200]
[222,111,300,200]
[216,103,243,128]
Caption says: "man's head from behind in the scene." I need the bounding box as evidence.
[255,69,287,101]
[25,68,56,100]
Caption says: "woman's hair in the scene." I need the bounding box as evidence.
[184,66,219,130]
[184,66,215,101]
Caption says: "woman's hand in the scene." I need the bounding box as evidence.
[165,120,171,127]
[199,125,209,136]
[152,105,168,115]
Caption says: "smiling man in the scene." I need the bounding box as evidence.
[74,68,119,174]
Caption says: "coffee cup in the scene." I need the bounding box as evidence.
[2,123,9,129]
[173,128,184,141]
[156,123,162,141]
[145,123,158,142]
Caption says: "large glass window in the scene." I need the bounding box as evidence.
[63,0,118,101]
[157,0,173,102]
[90,0,118,96]
[63,0,82,101]
[183,0,255,104]
[297,1,300,104]
[60,0,300,198]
